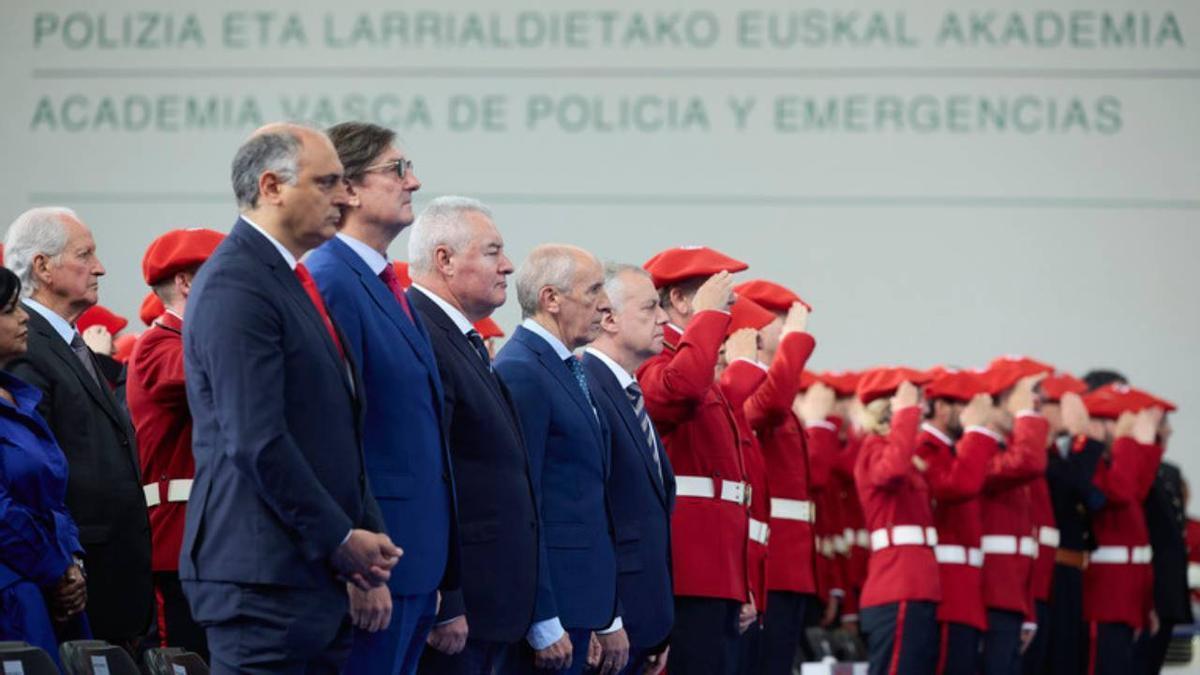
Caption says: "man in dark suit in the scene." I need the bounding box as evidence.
[495,244,620,675]
[3,206,153,649]
[407,197,540,675]
[306,121,458,675]
[1138,458,1193,675]
[582,264,676,675]
[181,123,401,673]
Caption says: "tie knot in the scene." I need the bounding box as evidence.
[70,332,87,351]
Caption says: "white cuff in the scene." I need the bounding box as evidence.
[829,588,845,598]
[965,426,1005,444]
[1021,622,1038,633]
[597,616,624,635]
[806,420,837,432]
[435,615,464,627]
[1016,410,1043,419]
[527,617,566,650]
[735,357,769,372]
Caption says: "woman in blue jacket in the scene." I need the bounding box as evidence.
[0,265,90,664]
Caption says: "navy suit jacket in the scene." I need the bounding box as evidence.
[180,219,383,590]
[409,289,540,642]
[582,353,676,649]
[306,236,458,596]
[494,326,617,631]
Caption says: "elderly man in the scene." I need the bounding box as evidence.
[306,121,458,675]
[127,227,225,661]
[407,197,539,675]
[181,123,400,673]
[494,245,619,675]
[581,264,676,675]
[3,207,153,648]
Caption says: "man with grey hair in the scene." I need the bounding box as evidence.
[406,197,541,675]
[4,206,153,649]
[494,244,621,675]
[182,122,400,672]
[582,264,676,675]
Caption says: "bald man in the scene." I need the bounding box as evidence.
[181,124,400,673]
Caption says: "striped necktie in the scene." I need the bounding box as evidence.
[625,381,663,484]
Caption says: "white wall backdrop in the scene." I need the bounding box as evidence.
[3,0,1198,484]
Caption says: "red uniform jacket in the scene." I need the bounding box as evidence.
[1084,437,1162,629]
[980,413,1049,619]
[637,312,760,601]
[744,333,818,596]
[916,425,998,630]
[855,406,941,608]
[1028,470,1057,603]
[126,311,193,572]
[830,429,867,618]
[721,358,773,611]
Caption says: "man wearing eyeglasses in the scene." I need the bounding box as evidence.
[307,122,460,675]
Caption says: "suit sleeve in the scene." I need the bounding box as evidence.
[857,406,921,489]
[190,274,354,564]
[744,333,816,431]
[493,359,560,624]
[0,443,75,586]
[985,413,1049,491]
[637,311,729,424]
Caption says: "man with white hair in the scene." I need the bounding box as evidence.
[494,244,620,675]
[3,207,153,649]
[406,197,541,675]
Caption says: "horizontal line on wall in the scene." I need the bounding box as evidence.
[27,192,1200,210]
[29,66,1200,80]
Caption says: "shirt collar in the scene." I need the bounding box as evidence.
[23,298,76,346]
[410,284,475,336]
[336,232,388,275]
[920,422,955,448]
[584,347,636,390]
[241,215,298,270]
[521,318,574,361]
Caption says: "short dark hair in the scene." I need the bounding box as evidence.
[0,267,21,311]
[327,122,396,184]
[1082,369,1127,392]
[658,276,706,309]
[231,129,302,209]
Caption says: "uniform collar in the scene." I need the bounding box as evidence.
[920,422,955,449]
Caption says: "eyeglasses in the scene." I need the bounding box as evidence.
[362,158,414,181]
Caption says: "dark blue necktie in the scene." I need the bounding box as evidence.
[564,356,591,402]
[626,382,663,484]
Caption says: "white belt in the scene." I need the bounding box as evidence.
[870,526,938,552]
[1091,545,1153,565]
[1038,526,1061,548]
[676,476,750,505]
[817,536,835,558]
[856,529,870,548]
[771,498,814,523]
[832,534,850,555]
[1188,562,1200,590]
[749,518,770,544]
[981,535,1038,557]
[934,545,985,568]
[143,479,193,508]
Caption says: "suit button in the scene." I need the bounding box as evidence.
[359,473,366,482]
[442,472,450,483]
[530,521,537,530]
[121,438,129,447]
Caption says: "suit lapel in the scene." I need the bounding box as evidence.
[514,327,602,442]
[585,354,669,506]
[25,307,123,426]
[233,220,354,399]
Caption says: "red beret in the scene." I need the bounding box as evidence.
[1083,383,1177,419]
[391,261,413,289]
[982,355,1055,395]
[643,246,747,289]
[473,316,505,340]
[77,305,128,336]
[142,228,225,285]
[925,369,988,403]
[856,367,933,404]
[733,279,812,313]
[817,371,863,398]
[1040,373,1087,402]
[113,333,138,364]
[798,370,818,392]
[139,293,165,326]
[727,297,776,336]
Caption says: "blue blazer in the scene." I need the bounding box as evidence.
[409,290,539,642]
[181,219,383,589]
[494,326,617,631]
[582,354,676,649]
[306,236,458,596]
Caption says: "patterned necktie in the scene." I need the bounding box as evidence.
[626,381,663,485]
[564,355,592,403]
[294,263,346,360]
[466,330,492,371]
[69,332,103,390]
[378,264,415,322]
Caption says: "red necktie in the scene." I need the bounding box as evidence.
[294,263,346,360]
[379,264,415,322]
